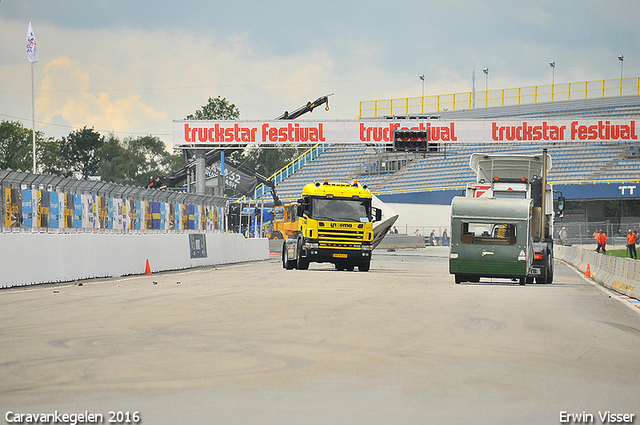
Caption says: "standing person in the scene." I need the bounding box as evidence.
[442,228,449,245]
[559,227,567,245]
[596,230,607,254]
[627,229,638,260]
[429,229,436,246]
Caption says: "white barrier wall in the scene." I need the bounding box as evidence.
[0,233,269,288]
[555,245,640,300]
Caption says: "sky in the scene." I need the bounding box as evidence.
[1,0,639,148]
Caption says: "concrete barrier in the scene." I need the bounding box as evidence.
[0,232,269,288]
[555,245,640,300]
[376,234,426,249]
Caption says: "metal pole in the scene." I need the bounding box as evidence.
[31,63,36,174]
[541,149,548,240]
[195,150,206,195]
[219,150,225,197]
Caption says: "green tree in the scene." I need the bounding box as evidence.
[0,120,50,172]
[97,134,181,187]
[96,134,130,184]
[185,96,240,120]
[58,127,104,179]
[230,146,304,178]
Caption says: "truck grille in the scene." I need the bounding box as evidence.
[318,228,364,249]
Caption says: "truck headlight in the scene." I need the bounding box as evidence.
[361,244,372,251]
[305,242,319,249]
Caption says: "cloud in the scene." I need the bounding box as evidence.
[37,56,167,136]
[2,1,640,147]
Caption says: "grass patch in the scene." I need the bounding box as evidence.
[606,248,638,259]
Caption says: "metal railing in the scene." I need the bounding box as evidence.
[1,169,228,233]
[359,77,640,118]
[250,143,330,202]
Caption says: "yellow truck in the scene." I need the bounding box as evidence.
[282,180,384,272]
[267,203,299,240]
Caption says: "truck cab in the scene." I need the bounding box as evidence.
[282,180,381,272]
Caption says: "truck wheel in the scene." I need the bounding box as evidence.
[297,241,309,270]
[271,230,283,240]
[345,264,355,271]
[536,252,554,284]
[358,261,370,272]
[282,244,295,270]
[455,274,462,284]
[519,277,526,285]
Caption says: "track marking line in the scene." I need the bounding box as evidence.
[560,260,640,315]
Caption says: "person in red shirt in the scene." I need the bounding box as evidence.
[596,230,607,254]
[627,229,638,260]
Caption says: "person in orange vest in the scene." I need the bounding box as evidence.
[627,229,638,260]
[596,229,607,254]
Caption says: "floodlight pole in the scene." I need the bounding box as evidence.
[31,62,36,173]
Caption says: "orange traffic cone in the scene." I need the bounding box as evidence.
[584,263,591,278]
[145,259,152,275]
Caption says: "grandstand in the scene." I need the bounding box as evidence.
[259,93,640,204]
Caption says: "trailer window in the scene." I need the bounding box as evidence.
[461,222,517,245]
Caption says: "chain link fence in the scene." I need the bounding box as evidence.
[555,220,640,247]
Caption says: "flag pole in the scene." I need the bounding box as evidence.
[31,61,36,174]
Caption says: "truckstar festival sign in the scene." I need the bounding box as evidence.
[173,119,639,147]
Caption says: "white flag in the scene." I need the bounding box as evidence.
[26,20,39,63]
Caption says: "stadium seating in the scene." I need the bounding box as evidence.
[267,140,640,203]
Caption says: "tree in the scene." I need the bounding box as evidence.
[0,120,50,172]
[58,127,104,179]
[97,134,182,187]
[185,96,240,120]
[230,146,304,178]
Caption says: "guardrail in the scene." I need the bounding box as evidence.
[1,169,228,233]
[555,244,639,301]
[359,77,640,118]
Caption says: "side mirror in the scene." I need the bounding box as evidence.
[557,196,565,211]
[373,207,382,222]
[297,203,304,218]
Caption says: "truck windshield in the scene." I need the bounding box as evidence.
[311,198,370,223]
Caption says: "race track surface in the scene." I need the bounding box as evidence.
[1,248,639,424]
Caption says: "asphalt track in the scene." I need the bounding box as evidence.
[1,248,639,425]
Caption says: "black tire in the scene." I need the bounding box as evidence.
[545,252,554,284]
[282,244,295,270]
[270,230,283,240]
[297,240,309,270]
[345,264,355,271]
[455,274,462,284]
[358,261,370,272]
[536,250,554,284]
[519,277,526,285]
